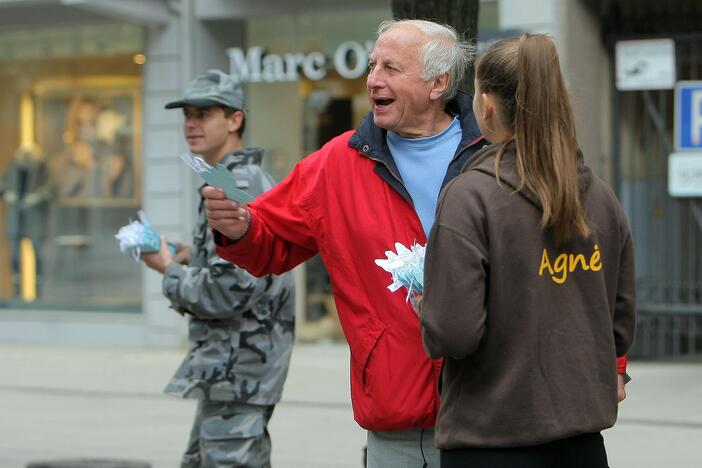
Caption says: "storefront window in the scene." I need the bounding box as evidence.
[242,9,388,340]
[0,24,144,311]
[244,8,387,179]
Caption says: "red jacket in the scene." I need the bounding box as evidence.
[215,94,484,430]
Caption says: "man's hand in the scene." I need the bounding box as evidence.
[617,374,627,403]
[141,235,174,274]
[201,185,250,240]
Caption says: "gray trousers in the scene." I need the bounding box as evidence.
[181,400,274,468]
[367,428,440,468]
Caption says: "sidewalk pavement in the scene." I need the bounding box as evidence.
[0,342,701,468]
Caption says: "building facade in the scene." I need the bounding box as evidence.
[0,0,699,355]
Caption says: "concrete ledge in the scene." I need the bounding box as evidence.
[0,311,183,348]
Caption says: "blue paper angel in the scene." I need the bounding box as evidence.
[180,153,254,204]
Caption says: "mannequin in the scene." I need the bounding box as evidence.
[0,145,51,298]
[55,98,132,198]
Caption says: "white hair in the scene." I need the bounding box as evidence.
[377,19,477,101]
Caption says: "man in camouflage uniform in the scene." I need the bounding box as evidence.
[141,69,295,468]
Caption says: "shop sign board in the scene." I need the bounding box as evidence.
[668,152,702,197]
[615,38,676,91]
[227,41,374,83]
[675,81,702,151]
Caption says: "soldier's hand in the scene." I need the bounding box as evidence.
[141,235,174,274]
[201,185,250,240]
[174,243,191,265]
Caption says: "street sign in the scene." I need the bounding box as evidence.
[615,39,676,91]
[675,81,702,151]
[669,152,702,197]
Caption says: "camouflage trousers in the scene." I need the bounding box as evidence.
[181,400,275,468]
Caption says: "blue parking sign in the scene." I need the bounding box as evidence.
[675,81,702,151]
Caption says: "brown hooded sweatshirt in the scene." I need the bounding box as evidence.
[420,142,636,449]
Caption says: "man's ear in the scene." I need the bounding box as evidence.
[429,73,450,101]
[228,110,244,134]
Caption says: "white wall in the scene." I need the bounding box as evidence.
[498,0,610,180]
[558,0,611,180]
[499,0,558,37]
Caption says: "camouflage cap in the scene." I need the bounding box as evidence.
[165,69,245,111]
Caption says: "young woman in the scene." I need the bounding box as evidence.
[419,34,636,468]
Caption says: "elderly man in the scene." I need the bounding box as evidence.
[141,69,295,468]
[203,20,482,467]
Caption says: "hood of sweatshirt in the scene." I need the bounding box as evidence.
[462,141,592,212]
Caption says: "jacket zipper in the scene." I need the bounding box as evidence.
[361,151,412,204]
[361,136,485,193]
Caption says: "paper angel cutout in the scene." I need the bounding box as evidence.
[180,153,254,204]
[115,210,176,261]
[374,242,425,301]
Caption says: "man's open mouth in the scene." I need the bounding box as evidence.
[373,98,395,109]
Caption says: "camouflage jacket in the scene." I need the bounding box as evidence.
[162,148,295,404]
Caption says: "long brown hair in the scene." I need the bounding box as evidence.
[475,34,590,244]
